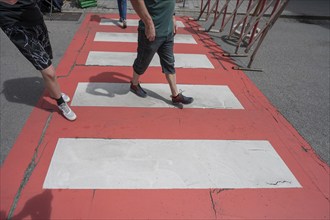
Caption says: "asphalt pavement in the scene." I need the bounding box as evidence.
[0,0,329,167]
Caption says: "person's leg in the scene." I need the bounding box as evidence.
[158,34,193,104]
[2,24,76,120]
[40,65,61,99]
[117,0,127,28]
[122,0,127,20]
[165,73,178,97]
[131,30,160,97]
[131,70,141,86]
[37,24,76,120]
[2,24,59,98]
[157,34,178,97]
[117,0,123,20]
[121,0,127,28]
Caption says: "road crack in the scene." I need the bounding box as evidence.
[7,113,53,219]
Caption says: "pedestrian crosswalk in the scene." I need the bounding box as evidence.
[3,14,328,220]
[45,16,299,190]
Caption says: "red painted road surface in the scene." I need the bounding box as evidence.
[1,14,329,219]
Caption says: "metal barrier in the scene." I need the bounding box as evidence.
[191,0,290,71]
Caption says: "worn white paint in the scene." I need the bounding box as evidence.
[94,32,197,44]
[71,83,244,109]
[100,18,185,28]
[43,138,301,189]
[85,51,214,68]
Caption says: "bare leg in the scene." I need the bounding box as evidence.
[41,65,77,121]
[166,73,179,97]
[40,65,61,99]
[132,70,141,85]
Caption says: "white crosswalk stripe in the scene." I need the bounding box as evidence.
[71,83,244,109]
[44,138,301,189]
[94,32,197,44]
[100,18,185,28]
[86,51,214,68]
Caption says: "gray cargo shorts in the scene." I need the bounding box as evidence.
[133,30,175,75]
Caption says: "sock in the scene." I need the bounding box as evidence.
[56,96,65,105]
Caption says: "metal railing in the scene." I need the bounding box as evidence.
[190,0,290,71]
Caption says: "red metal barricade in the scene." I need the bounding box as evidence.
[191,0,290,71]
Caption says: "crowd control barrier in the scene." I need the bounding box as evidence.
[190,0,290,71]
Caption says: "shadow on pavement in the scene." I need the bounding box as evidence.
[87,71,175,106]
[87,71,131,97]
[10,190,53,220]
[2,76,58,111]
[2,77,44,106]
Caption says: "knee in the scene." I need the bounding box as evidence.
[41,66,57,81]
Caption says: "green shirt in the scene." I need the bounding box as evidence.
[138,0,175,37]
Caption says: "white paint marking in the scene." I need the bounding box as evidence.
[94,32,197,44]
[43,138,301,189]
[71,83,244,109]
[85,51,214,69]
[100,18,185,28]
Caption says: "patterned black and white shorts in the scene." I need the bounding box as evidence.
[2,22,53,70]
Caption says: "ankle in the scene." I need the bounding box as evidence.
[56,96,65,105]
[130,80,136,84]
[172,93,179,99]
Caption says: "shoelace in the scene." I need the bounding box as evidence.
[172,89,185,99]
[60,103,71,114]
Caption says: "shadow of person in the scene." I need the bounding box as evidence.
[90,15,121,27]
[87,71,131,97]
[142,88,174,106]
[11,190,53,220]
[0,211,7,220]
[87,71,175,106]
[1,76,57,111]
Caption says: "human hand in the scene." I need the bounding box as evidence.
[0,0,18,5]
[173,16,177,35]
[145,22,156,41]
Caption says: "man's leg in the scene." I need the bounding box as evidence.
[40,65,61,99]
[40,65,76,121]
[131,70,141,86]
[131,30,159,97]
[165,71,193,105]
[165,73,178,97]
[158,35,194,105]
[2,24,77,120]
[157,34,178,97]
[130,70,147,98]
[117,0,127,28]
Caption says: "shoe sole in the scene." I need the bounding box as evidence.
[172,99,194,105]
[63,113,77,121]
[172,102,184,109]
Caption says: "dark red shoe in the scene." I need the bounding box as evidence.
[130,82,147,98]
[171,93,194,105]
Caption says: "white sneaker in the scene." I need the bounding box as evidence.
[58,102,77,121]
[61,93,70,102]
